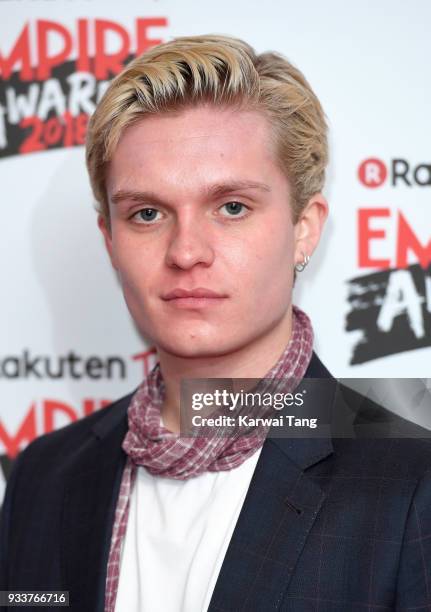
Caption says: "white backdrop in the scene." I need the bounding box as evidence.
[1,0,430,501]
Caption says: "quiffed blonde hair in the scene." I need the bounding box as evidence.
[86,34,328,226]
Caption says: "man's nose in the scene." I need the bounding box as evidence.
[165,220,215,270]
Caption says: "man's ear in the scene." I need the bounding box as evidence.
[293,193,328,267]
[97,214,118,270]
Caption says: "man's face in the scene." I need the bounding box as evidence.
[102,105,312,358]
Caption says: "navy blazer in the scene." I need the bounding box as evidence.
[1,353,431,611]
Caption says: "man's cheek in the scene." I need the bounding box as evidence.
[119,269,147,305]
[117,252,145,282]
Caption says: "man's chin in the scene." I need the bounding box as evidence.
[154,335,238,360]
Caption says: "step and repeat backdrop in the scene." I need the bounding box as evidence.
[1,0,430,501]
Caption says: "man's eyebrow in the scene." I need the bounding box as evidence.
[206,180,271,197]
[110,181,271,206]
[111,190,164,206]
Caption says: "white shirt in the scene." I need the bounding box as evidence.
[115,446,262,612]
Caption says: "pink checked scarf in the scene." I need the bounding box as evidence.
[104,305,313,611]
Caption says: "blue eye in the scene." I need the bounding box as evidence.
[221,202,247,217]
[134,208,161,223]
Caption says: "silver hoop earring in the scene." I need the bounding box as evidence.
[295,252,310,272]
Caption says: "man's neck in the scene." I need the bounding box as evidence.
[157,308,293,433]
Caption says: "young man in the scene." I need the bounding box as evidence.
[1,35,431,612]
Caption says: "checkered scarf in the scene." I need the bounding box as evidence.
[105,305,313,611]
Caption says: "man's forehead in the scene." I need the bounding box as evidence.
[114,105,272,150]
[105,105,286,201]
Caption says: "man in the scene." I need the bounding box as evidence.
[1,35,431,611]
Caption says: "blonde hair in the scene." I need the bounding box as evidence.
[86,34,328,226]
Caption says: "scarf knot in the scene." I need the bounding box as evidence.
[122,305,313,480]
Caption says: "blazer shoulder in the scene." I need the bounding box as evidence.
[14,390,134,475]
[333,383,431,481]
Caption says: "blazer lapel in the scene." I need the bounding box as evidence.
[207,438,331,611]
[208,354,337,611]
[61,395,131,612]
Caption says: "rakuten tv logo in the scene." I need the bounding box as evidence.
[348,157,431,365]
[358,158,431,188]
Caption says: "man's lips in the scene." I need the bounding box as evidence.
[162,287,227,300]
[161,287,228,308]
